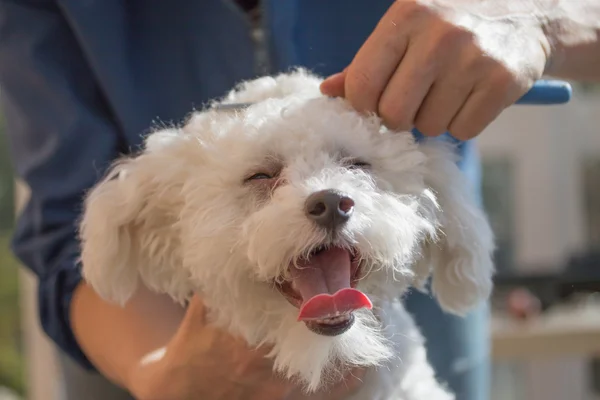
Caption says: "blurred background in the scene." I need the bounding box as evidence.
[0,82,599,400]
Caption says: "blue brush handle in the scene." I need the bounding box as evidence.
[515,79,572,105]
[413,79,572,142]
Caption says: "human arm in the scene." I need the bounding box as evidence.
[441,0,600,81]
[70,283,185,389]
[537,0,600,81]
[72,285,300,400]
[320,0,600,140]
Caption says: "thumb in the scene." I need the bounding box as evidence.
[174,296,275,357]
[320,69,347,98]
[170,294,212,344]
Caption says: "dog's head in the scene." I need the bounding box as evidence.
[79,69,494,390]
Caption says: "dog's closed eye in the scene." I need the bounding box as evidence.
[244,157,283,184]
[343,158,371,170]
[246,172,273,181]
[243,167,282,191]
[244,169,282,202]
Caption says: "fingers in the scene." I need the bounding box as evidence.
[320,70,346,98]
[165,295,222,364]
[448,71,521,140]
[377,41,436,131]
[174,295,277,362]
[413,76,473,137]
[320,0,544,140]
[176,295,208,337]
[341,4,412,113]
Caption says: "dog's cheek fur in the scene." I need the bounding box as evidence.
[363,134,495,313]
[416,140,495,315]
[79,165,143,305]
[241,184,319,281]
[354,190,438,299]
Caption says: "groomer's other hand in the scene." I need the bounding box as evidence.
[128,296,294,400]
[321,0,551,140]
[129,296,365,400]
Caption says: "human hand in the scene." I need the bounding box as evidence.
[127,296,364,400]
[320,0,552,140]
[126,295,291,400]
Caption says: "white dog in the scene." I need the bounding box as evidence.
[79,69,494,400]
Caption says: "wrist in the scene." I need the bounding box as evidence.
[429,0,556,77]
[539,17,566,76]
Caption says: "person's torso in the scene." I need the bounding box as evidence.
[56,0,476,178]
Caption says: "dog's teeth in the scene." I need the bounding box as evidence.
[314,314,351,325]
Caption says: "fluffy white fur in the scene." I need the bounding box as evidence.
[79,69,495,399]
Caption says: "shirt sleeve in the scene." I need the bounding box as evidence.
[0,0,125,370]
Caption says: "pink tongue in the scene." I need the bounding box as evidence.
[290,247,372,321]
[297,288,372,321]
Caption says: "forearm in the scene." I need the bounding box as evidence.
[71,282,185,389]
[540,1,600,80]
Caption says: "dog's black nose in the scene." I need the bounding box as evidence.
[305,189,354,230]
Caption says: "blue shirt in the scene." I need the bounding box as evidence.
[0,0,477,370]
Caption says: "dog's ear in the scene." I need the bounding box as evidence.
[79,129,191,306]
[417,141,495,315]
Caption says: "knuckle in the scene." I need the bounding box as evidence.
[378,99,408,130]
[466,59,522,103]
[471,58,517,88]
[381,32,409,59]
[435,25,476,51]
[417,49,442,74]
[346,67,372,93]
[489,68,515,88]
[345,68,377,111]
[487,69,522,104]
[464,50,496,73]
[393,0,432,21]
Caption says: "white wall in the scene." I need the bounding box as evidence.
[479,91,600,400]
[478,93,600,271]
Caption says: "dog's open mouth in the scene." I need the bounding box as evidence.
[275,246,371,336]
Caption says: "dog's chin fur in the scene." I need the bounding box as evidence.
[79,69,495,398]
